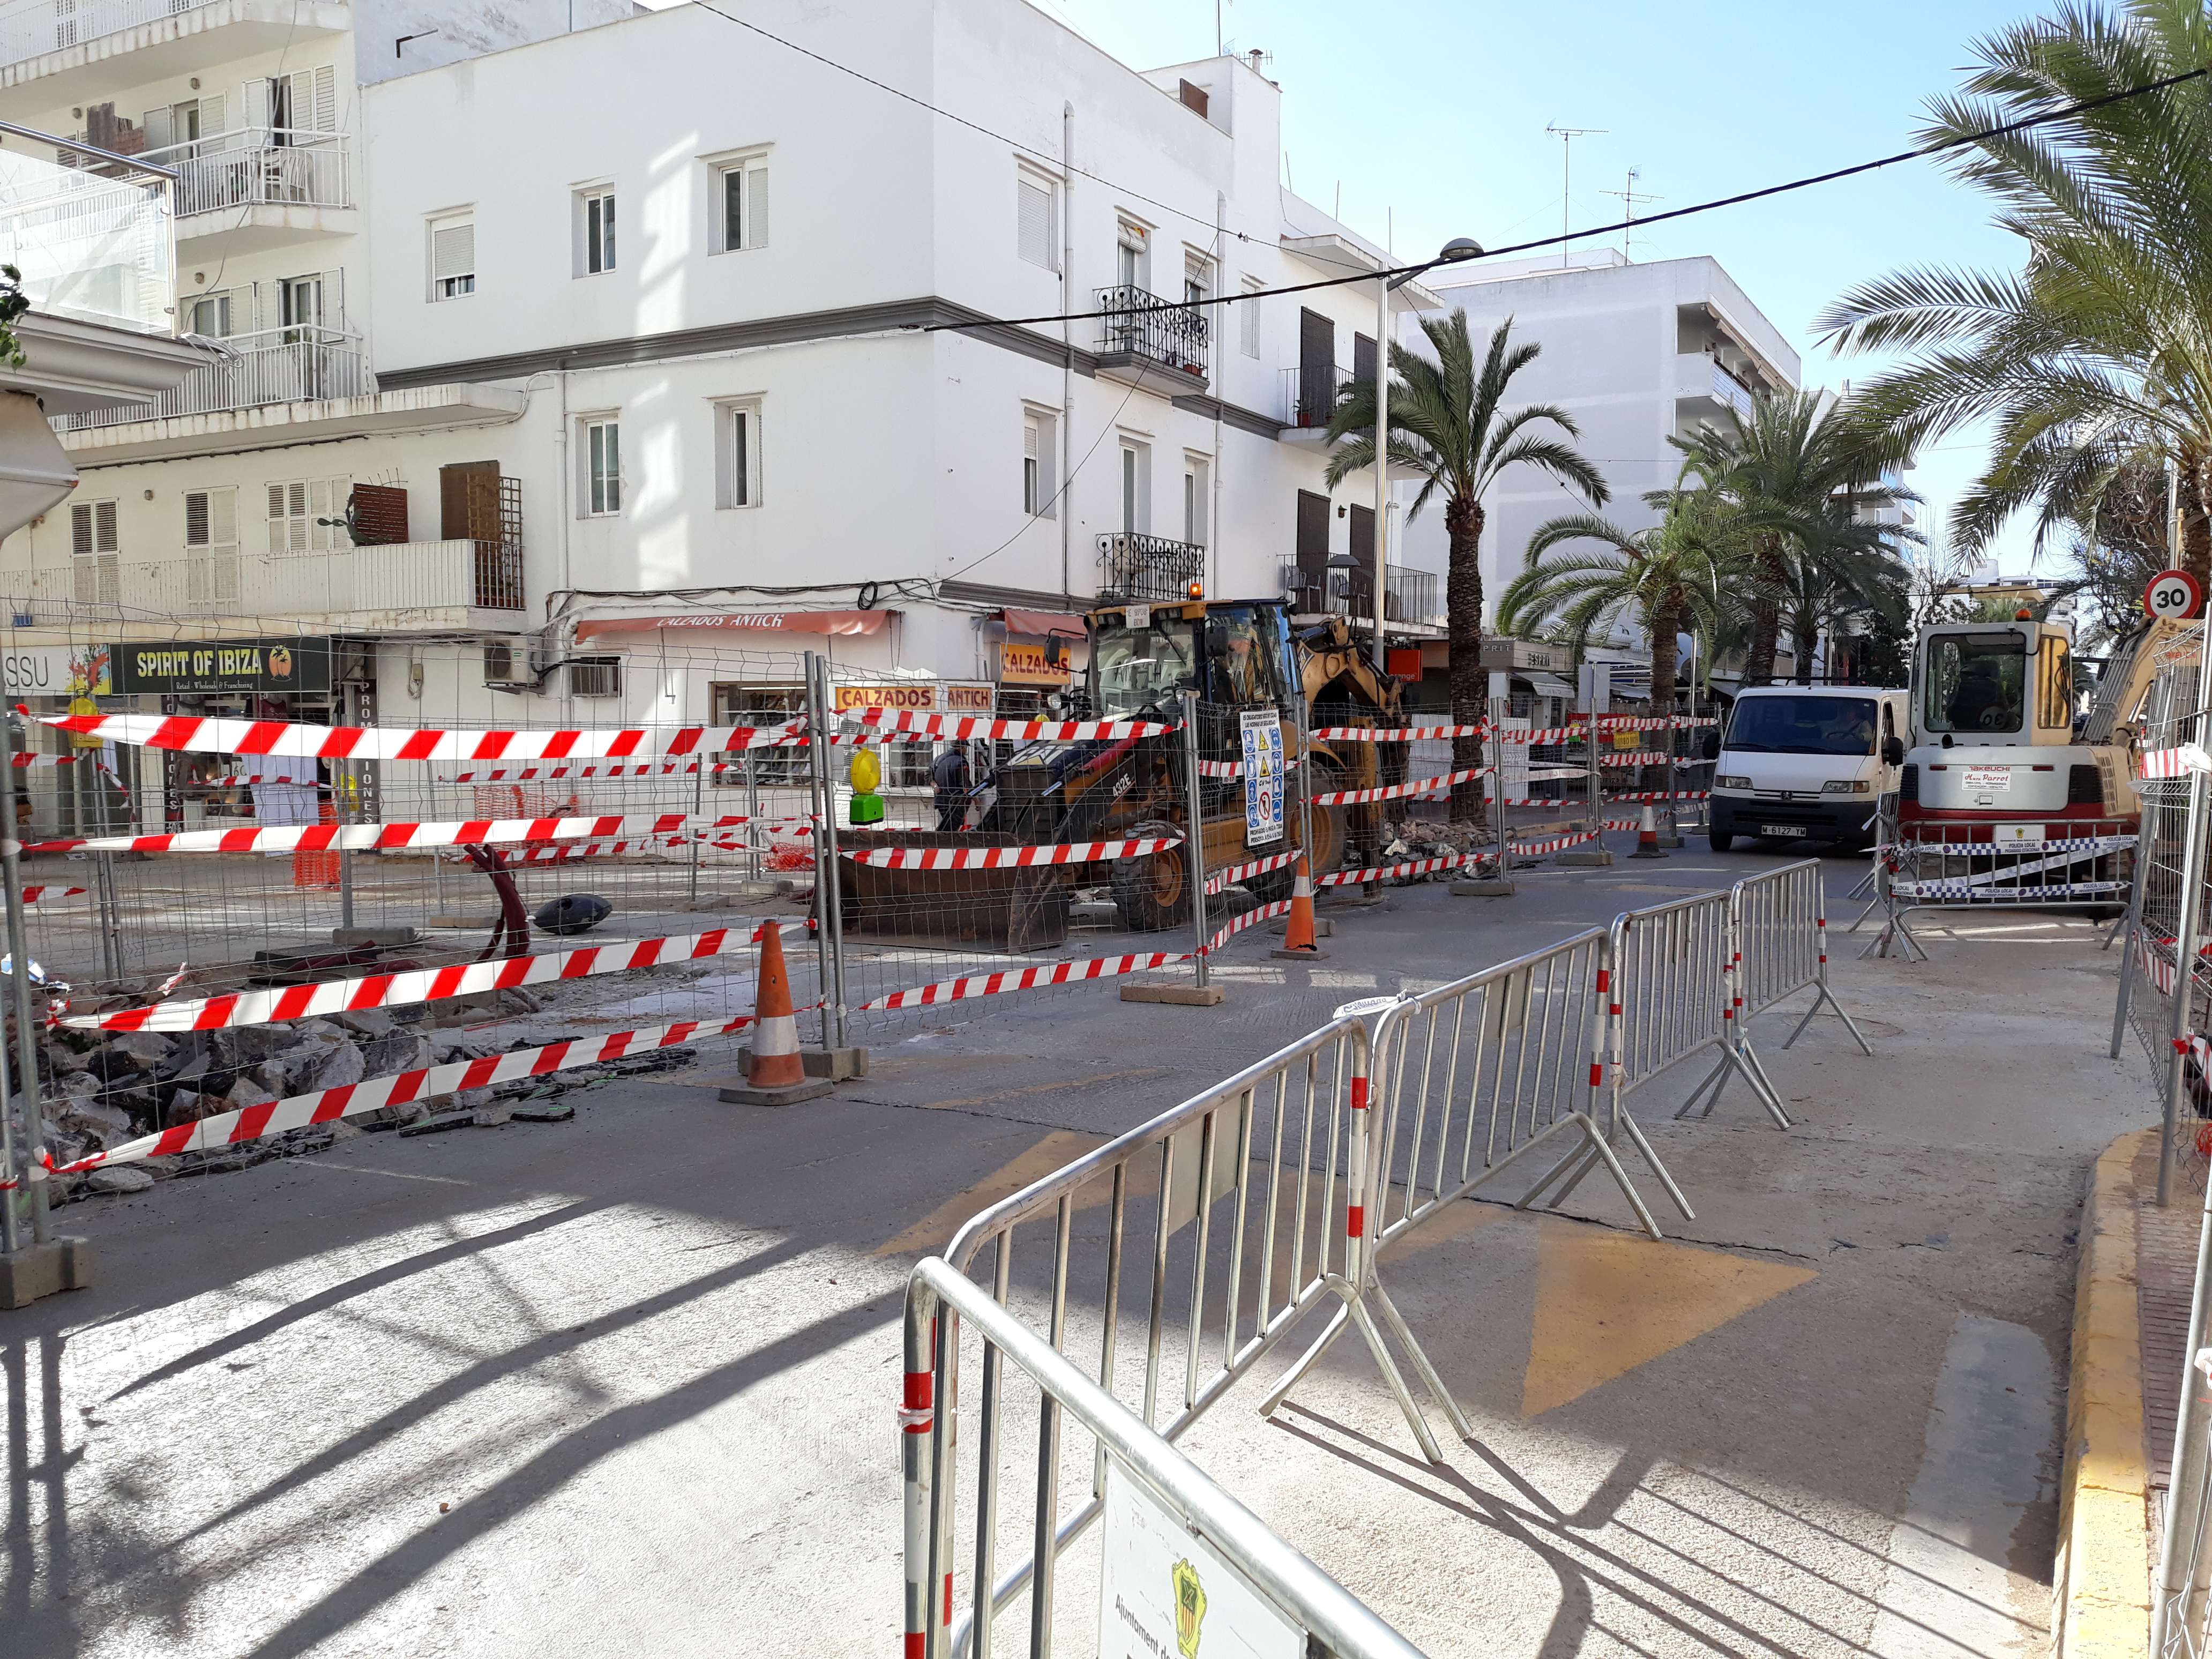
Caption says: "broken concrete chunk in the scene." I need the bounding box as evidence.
[84,1165,153,1194]
[331,1008,395,1038]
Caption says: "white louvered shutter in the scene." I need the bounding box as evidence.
[432,219,474,285]
[268,481,310,552]
[140,106,174,153]
[243,79,272,134]
[1018,177,1053,269]
[310,65,335,132]
[746,166,767,250]
[199,94,225,136]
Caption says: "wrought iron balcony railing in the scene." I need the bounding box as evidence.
[1280,362,1344,430]
[1280,562,1443,627]
[58,323,367,429]
[1098,532,1205,603]
[1095,286,1209,382]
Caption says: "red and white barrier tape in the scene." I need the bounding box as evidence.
[9,752,106,767]
[845,711,1171,742]
[1196,758,1244,778]
[19,885,86,903]
[37,713,805,761]
[41,1006,795,1177]
[858,951,1187,1010]
[1317,853,1468,887]
[1309,723,1488,742]
[842,836,1179,870]
[491,834,759,865]
[1605,790,1712,803]
[27,811,756,856]
[1310,764,1489,806]
[1505,827,1606,857]
[1202,898,1294,951]
[1596,751,1674,768]
[68,925,757,1032]
[442,761,742,782]
[1206,848,1299,895]
[2140,744,2212,780]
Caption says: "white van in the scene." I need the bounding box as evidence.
[1703,684,1909,852]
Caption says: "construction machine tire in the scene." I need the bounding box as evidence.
[1304,759,1352,881]
[1111,819,1191,931]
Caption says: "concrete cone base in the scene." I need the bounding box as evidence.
[719,1074,835,1105]
[1630,846,1667,860]
[1120,984,1225,1006]
[0,1236,94,1309]
[1271,945,1332,961]
[1558,850,1614,866]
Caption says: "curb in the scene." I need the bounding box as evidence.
[2054,1126,2154,1656]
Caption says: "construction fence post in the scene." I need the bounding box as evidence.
[0,709,50,1247]
[805,652,855,1059]
[1451,694,1514,898]
[1184,689,1210,994]
[2161,758,2212,1209]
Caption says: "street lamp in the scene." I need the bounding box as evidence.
[1372,237,1484,672]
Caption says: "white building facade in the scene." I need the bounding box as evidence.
[0,0,1448,749]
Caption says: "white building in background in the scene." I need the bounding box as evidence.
[1398,249,1800,683]
[0,0,1452,750]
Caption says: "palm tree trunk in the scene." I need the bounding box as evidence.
[1792,608,1817,685]
[2186,449,2212,595]
[1445,490,1487,825]
[1742,536,1785,687]
[1643,596,1679,791]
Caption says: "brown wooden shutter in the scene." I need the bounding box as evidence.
[350,483,409,545]
[439,461,501,541]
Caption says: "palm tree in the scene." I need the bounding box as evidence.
[1776,532,1911,684]
[1324,312,1609,820]
[1673,390,1912,686]
[1500,488,1744,783]
[1817,1,2212,585]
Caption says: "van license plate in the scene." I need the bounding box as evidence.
[1762,825,1807,838]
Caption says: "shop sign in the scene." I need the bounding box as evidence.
[1000,640,1071,686]
[832,682,996,714]
[946,683,995,712]
[111,638,333,695]
[3,644,110,697]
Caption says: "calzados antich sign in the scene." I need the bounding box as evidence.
[112,639,334,696]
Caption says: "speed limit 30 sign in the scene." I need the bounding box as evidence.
[2147,569,2203,620]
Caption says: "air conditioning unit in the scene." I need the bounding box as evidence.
[483,639,531,687]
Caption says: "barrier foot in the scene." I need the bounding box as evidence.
[1342,1292,1445,1463]
[1677,1041,1791,1130]
[2101,909,2129,950]
[1475,1114,1665,1240]
[1261,1289,1446,1463]
[1258,1303,1349,1419]
[1611,1109,1695,1223]
[1674,1051,1732,1121]
[1736,1040,1793,1128]
[1367,1276,1476,1443]
[1780,985,1874,1057]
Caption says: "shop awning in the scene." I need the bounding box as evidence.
[1002,608,1087,639]
[1525,672,1577,699]
[574,609,894,641]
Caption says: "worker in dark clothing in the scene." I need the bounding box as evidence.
[932,744,973,832]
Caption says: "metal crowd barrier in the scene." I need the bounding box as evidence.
[901,1258,1425,1659]
[1863,815,2136,961]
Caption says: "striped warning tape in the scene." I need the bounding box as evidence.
[857,951,1188,1011]
[26,811,757,856]
[1317,853,1468,887]
[491,836,758,865]
[66,924,757,1032]
[842,836,1179,870]
[8,752,107,767]
[2140,744,2212,779]
[36,713,806,760]
[1596,751,1674,768]
[1206,848,1299,895]
[1310,764,1489,806]
[1605,790,1713,803]
[1196,758,1243,778]
[19,886,86,903]
[1202,898,1295,951]
[845,711,1171,742]
[1505,827,1606,857]
[442,761,741,782]
[39,1005,799,1178]
[1309,723,1488,741]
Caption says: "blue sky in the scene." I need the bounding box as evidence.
[1035,0,2049,576]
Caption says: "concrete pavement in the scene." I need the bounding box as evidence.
[0,836,2150,1656]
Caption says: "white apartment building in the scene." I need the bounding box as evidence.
[1400,250,1800,651]
[0,0,1450,750]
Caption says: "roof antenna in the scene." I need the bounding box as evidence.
[1545,124,1606,269]
[1600,167,1660,260]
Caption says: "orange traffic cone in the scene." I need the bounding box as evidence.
[1630,802,1667,859]
[722,921,833,1105]
[1271,853,1331,961]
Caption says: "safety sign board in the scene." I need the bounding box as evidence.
[1238,708,1284,847]
[1098,1463,1302,1659]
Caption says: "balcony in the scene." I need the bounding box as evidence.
[1097,532,1205,604]
[1278,361,1341,444]
[1280,561,1445,632]
[5,539,526,629]
[58,322,365,431]
[0,0,349,102]
[1673,350,1757,427]
[148,129,354,253]
[1094,286,1208,397]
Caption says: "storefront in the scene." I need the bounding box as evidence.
[989,608,1083,718]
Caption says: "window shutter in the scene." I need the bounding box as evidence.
[206,485,235,547]
[70,502,91,555]
[310,478,332,548]
[185,490,208,545]
[243,78,271,133]
[1024,419,1039,463]
[731,410,748,506]
[746,166,767,250]
[311,65,335,132]
[141,106,173,152]
[432,220,473,282]
[95,500,116,552]
[199,93,225,135]
[1018,178,1053,268]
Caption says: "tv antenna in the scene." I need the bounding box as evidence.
[1545,124,1606,269]
[1600,167,1660,259]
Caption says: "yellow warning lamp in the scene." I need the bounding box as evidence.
[848,746,885,825]
[1187,580,1205,600]
[2014,607,2034,621]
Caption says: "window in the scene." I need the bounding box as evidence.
[713,683,806,783]
[1923,633,2026,735]
[569,657,622,699]
[1118,440,1149,533]
[1722,695,1877,757]
[1239,276,1262,358]
[266,477,351,551]
[578,189,616,275]
[1022,408,1058,518]
[184,486,238,607]
[714,155,768,253]
[186,290,235,338]
[1017,167,1057,271]
[1116,219,1148,290]
[1184,252,1213,307]
[2037,633,2073,730]
[715,399,762,509]
[70,499,118,606]
[1183,456,1209,547]
[581,417,621,515]
[430,213,475,300]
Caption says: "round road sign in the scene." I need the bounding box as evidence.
[2147,569,2202,620]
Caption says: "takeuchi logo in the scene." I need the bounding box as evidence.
[1171,1558,1206,1658]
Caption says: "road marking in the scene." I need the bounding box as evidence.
[912,1066,1170,1111]
[294,1161,475,1187]
[1522,1223,1815,1415]
[871,1130,1103,1256]
[1867,1314,2057,1655]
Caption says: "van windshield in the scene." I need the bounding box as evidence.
[1724,695,1878,757]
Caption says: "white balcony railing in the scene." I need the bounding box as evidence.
[0,0,221,71]
[0,129,171,335]
[57,322,367,429]
[141,129,350,217]
[3,540,525,618]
